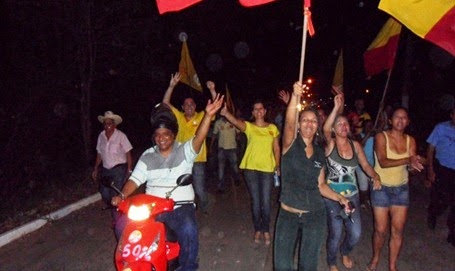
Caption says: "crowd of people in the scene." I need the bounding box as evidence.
[93,74,454,271]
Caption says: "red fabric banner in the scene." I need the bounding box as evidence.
[156,0,202,14]
[239,0,276,7]
[363,18,402,76]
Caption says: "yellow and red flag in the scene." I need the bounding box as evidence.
[363,18,402,76]
[156,0,202,14]
[239,0,276,7]
[379,0,455,56]
[331,49,343,94]
[179,41,202,92]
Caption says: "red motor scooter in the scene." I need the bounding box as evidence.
[109,174,193,271]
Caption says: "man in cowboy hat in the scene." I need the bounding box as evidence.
[92,111,133,222]
[112,94,224,271]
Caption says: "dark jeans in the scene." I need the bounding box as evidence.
[217,148,239,190]
[115,204,199,271]
[428,160,455,233]
[99,163,127,220]
[243,169,273,232]
[274,207,327,271]
[192,162,208,212]
[324,195,361,266]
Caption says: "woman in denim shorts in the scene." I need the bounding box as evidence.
[367,107,424,271]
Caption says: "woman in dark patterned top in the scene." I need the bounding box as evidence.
[323,94,380,271]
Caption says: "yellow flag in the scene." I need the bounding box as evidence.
[331,49,343,94]
[179,41,202,92]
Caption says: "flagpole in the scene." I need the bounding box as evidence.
[298,6,309,83]
[296,1,311,129]
[373,68,393,131]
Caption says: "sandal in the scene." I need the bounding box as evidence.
[366,264,376,271]
[264,232,271,246]
[254,231,261,244]
[342,255,353,269]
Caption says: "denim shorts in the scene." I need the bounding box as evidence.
[370,184,409,207]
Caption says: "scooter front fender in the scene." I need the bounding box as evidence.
[115,220,167,271]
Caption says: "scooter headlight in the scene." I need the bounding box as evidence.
[127,204,152,221]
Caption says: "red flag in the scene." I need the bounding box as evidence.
[363,18,402,76]
[239,0,276,7]
[156,0,202,14]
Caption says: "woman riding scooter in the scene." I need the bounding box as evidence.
[112,94,224,271]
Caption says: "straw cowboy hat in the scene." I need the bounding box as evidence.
[98,111,123,125]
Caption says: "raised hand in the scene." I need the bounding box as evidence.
[169,72,181,88]
[278,90,290,104]
[206,81,215,91]
[292,81,306,97]
[205,93,224,116]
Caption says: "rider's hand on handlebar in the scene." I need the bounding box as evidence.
[111,196,122,206]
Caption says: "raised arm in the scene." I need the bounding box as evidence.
[162,72,181,108]
[220,103,246,132]
[323,94,344,148]
[278,89,291,105]
[282,82,303,153]
[193,94,224,153]
[206,81,217,101]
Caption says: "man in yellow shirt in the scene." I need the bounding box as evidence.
[162,72,217,213]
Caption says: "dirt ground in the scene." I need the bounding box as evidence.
[1,173,454,271]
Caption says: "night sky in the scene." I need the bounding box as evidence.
[1,0,454,154]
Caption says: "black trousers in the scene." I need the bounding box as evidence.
[428,160,455,233]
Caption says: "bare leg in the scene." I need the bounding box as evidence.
[368,207,389,270]
[388,206,407,271]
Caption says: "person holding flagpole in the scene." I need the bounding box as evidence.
[274,81,350,271]
[162,72,217,213]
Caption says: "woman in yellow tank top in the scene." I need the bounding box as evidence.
[367,107,424,271]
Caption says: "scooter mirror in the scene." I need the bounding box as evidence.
[176,174,193,186]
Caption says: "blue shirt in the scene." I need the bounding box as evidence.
[426,121,455,170]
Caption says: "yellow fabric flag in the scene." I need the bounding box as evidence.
[331,49,343,94]
[179,41,202,92]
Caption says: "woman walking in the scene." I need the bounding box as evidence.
[367,107,424,271]
[273,82,350,271]
[323,94,381,271]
